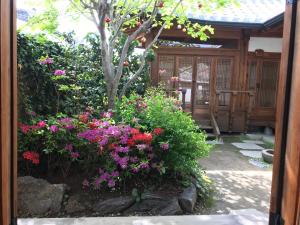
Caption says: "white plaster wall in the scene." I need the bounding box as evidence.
[248,37,282,53]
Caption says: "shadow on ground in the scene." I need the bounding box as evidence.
[198,138,272,214]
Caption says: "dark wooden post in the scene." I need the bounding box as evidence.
[229,91,237,133]
[0,0,17,225]
[181,88,187,110]
[244,92,254,133]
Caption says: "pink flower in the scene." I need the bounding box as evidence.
[65,144,73,151]
[139,162,150,169]
[37,121,46,128]
[50,125,59,133]
[111,171,119,177]
[39,57,54,65]
[160,142,169,151]
[107,179,116,188]
[70,152,80,159]
[131,167,139,173]
[153,128,164,136]
[54,70,66,76]
[103,111,112,118]
[19,123,31,134]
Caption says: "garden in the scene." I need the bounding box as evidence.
[16,0,234,218]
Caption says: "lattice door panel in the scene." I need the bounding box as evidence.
[178,56,193,104]
[195,57,212,106]
[158,55,175,90]
[257,61,279,108]
[216,58,233,106]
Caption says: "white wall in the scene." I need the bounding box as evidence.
[248,37,282,53]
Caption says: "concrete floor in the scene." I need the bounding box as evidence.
[19,210,268,225]
[199,141,272,214]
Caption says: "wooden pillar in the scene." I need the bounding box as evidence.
[270,1,300,225]
[0,0,17,224]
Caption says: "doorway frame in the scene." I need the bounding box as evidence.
[1,0,300,225]
[0,0,18,225]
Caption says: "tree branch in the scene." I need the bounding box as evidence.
[120,0,183,97]
[114,0,159,84]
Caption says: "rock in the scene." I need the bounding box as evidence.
[160,198,182,215]
[65,195,86,214]
[124,193,181,215]
[18,176,68,216]
[93,196,135,215]
[178,184,197,213]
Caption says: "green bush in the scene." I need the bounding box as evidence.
[17,32,150,120]
[115,88,211,176]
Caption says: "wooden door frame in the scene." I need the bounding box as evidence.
[269,0,299,225]
[0,0,18,225]
[0,0,299,224]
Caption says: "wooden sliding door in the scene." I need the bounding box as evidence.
[0,0,17,225]
[247,53,280,128]
[157,53,235,131]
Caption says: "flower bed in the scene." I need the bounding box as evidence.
[18,89,212,216]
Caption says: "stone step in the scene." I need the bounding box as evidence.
[206,133,217,140]
[18,210,269,225]
[200,124,214,131]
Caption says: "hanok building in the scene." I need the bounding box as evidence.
[150,0,285,134]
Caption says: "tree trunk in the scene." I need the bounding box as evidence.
[107,82,118,110]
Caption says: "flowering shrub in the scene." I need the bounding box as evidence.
[18,113,88,177]
[115,88,211,176]
[77,120,169,189]
[18,110,170,189]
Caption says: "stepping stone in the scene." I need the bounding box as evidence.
[232,142,264,150]
[242,140,264,145]
[239,150,262,159]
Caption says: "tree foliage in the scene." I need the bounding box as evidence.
[69,0,235,108]
[18,32,150,119]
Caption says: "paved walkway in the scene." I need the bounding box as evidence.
[198,139,273,214]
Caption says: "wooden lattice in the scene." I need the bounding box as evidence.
[178,57,193,103]
[195,57,212,105]
[158,55,175,90]
[216,58,233,106]
[258,61,279,107]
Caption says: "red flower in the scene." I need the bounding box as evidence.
[132,133,153,144]
[88,120,100,129]
[79,112,89,124]
[105,17,111,23]
[23,151,40,165]
[158,2,164,8]
[127,138,135,146]
[153,128,164,136]
[108,143,116,150]
[130,128,140,135]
